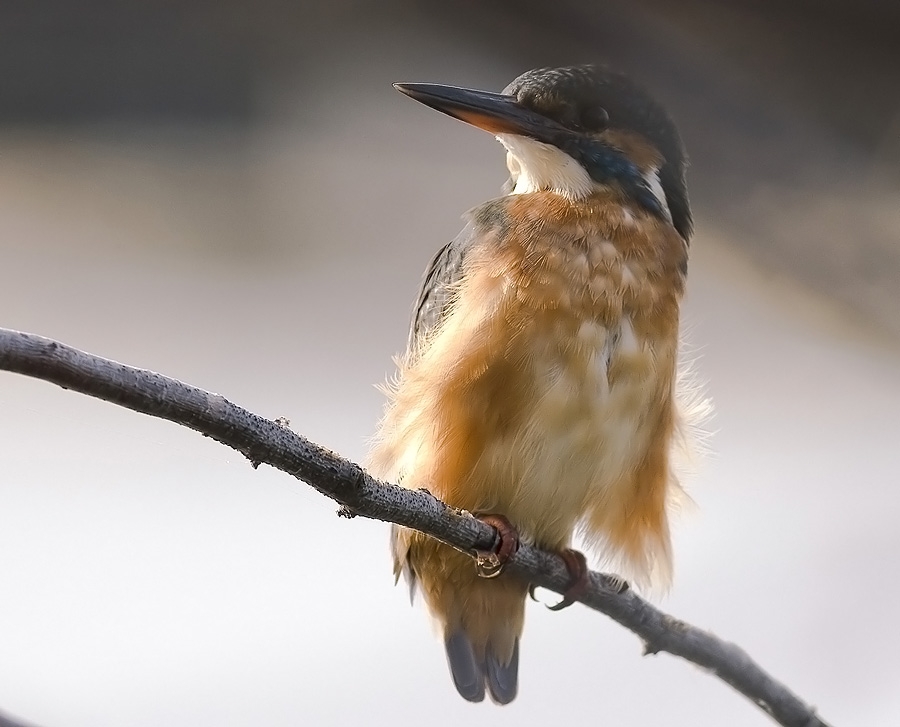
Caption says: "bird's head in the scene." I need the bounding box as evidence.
[394,65,692,241]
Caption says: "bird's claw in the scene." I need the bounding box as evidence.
[472,513,519,579]
[546,549,589,611]
[531,557,627,606]
[474,551,504,578]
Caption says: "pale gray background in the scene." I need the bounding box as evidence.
[1,2,899,726]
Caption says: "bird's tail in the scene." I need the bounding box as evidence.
[393,528,527,704]
[444,629,519,705]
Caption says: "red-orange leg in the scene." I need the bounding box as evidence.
[472,513,520,579]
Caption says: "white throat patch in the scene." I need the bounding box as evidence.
[497,133,674,221]
[643,167,672,222]
[496,133,593,200]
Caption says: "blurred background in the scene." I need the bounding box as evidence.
[1,1,898,725]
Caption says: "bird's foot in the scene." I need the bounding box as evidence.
[472,513,519,579]
[537,549,590,611]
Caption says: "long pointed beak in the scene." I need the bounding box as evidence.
[393,82,568,145]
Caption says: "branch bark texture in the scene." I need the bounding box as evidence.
[0,328,831,727]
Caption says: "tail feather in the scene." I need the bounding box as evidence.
[485,638,519,705]
[444,630,519,705]
[444,630,485,703]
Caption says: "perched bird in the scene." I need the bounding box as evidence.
[369,65,695,705]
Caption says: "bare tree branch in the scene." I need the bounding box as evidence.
[0,710,40,727]
[0,327,830,727]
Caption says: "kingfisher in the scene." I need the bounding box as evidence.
[369,65,694,705]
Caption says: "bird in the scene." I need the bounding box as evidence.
[369,64,696,705]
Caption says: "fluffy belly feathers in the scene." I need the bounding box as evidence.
[370,223,682,586]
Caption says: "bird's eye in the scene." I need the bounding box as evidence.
[581,106,609,131]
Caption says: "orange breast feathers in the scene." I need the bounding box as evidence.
[370,189,689,590]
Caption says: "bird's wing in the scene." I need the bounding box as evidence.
[407,220,478,354]
[390,220,479,600]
